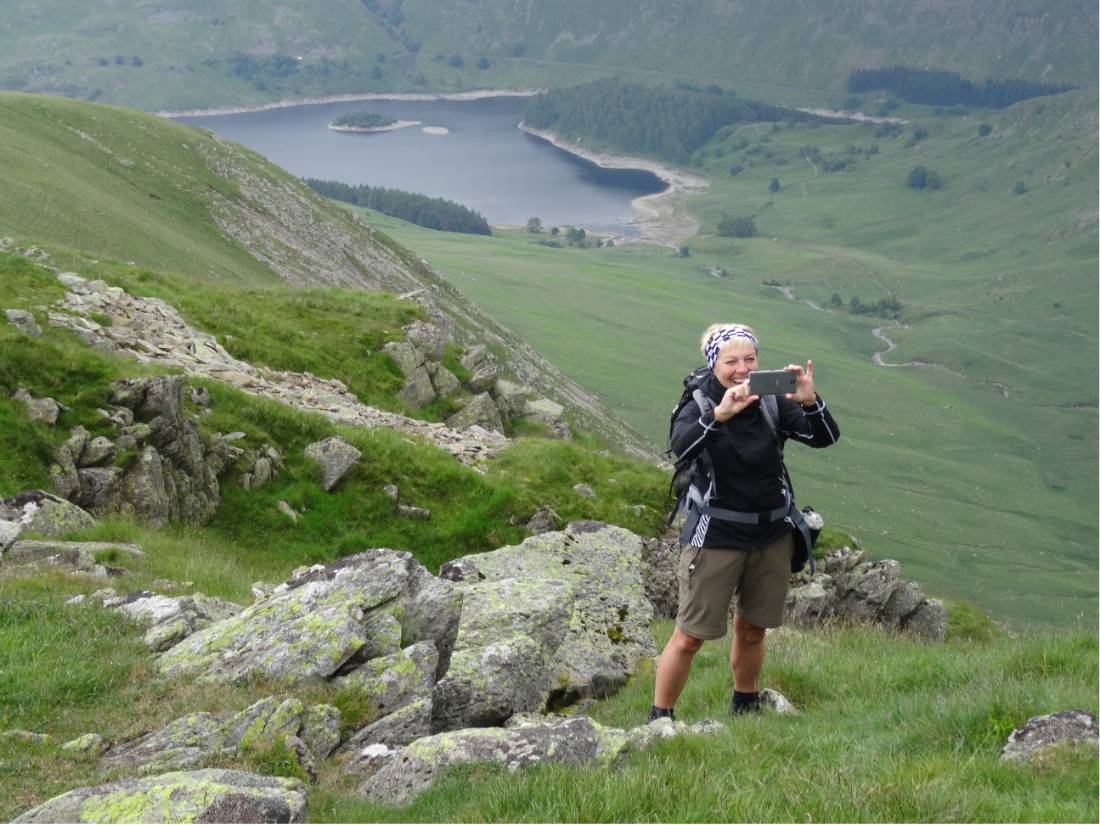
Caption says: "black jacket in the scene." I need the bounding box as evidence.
[672,372,840,549]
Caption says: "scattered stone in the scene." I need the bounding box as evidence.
[12,389,60,425]
[277,500,301,522]
[0,519,21,552]
[524,505,560,535]
[625,716,725,752]
[382,484,399,499]
[5,309,42,337]
[572,483,596,498]
[4,540,143,574]
[760,688,799,715]
[397,504,430,520]
[61,733,106,756]
[12,769,308,824]
[304,436,361,491]
[1001,710,1098,763]
[189,386,211,406]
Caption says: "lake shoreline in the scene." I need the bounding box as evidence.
[518,123,709,247]
[158,88,544,119]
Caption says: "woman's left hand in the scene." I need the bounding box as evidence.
[785,360,817,406]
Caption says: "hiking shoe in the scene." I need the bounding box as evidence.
[647,705,675,723]
[731,690,761,716]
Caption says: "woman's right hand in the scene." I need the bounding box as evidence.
[713,381,759,423]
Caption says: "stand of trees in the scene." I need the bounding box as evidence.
[848,67,1072,108]
[304,179,491,235]
[524,79,828,165]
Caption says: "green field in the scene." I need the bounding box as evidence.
[358,91,1098,629]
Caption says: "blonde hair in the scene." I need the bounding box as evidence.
[700,323,757,357]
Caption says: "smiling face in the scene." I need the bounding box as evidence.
[713,339,758,389]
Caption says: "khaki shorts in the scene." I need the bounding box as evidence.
[675,532,794,640]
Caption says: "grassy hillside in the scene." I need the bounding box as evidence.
[1,1,1095,111]
[358,91,1098,629]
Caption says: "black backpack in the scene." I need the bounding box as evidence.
[665,367,817,573]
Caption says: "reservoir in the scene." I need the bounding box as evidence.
[177,95,666,235]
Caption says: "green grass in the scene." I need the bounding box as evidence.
[309,620,1097,823]
[361,91,1098,629]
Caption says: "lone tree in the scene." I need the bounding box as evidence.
[907,166,943,190]
[978,123,992,137]
[769,177,781,193]
[717,214,757,238]
[526,217,542,233]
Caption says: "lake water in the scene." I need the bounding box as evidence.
[177,96,665,235]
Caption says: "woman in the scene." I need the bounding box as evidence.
[650,323,839,721]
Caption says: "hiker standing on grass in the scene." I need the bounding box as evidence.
[650,323,839,721]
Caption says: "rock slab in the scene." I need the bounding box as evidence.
[1000,710,1099,762]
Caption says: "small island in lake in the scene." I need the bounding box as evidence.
[328,111,422,132]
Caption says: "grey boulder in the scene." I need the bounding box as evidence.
[13,769,307,823]
[1001,710,1098,762]
[304,436,361,491]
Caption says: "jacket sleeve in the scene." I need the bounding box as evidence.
[670,396,723,462]
[777,395,840,448]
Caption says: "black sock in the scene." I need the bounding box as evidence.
[648,705,675,721]
[732,690,760,714]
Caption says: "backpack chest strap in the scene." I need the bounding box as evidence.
[687,484,791,525]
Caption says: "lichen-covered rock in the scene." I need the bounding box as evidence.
[303,436,361,491]
[12,769,307,823]
[439,523,655,709]
[342,698,433,753]
[5,540,143,572]
[3,491,95,538]
[430,578,572,730]
[360,715,627,805]
[624,716,725,752]
[445,392,504,434]
[1001,710,1099,762]
[61,733,106,756]
[427,363,461,397]
[459,345,501,393]
[100,591,243,652]
[760,688,799,715]
[382,340,425,379]
[333,641,438,723]
[522,397,565,426]
[157,550,458,686]
[100,697,338,775]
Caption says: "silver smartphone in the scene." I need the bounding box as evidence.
[749,369,797,396]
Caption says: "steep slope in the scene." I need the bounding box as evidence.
[0,92,655,457]
[0,1,1094,110]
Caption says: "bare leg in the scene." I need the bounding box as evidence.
[730,615,767,693]
[653,626,704,708]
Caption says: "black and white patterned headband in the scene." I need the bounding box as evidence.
[705,326,758,368]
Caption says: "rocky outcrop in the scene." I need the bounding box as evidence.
[1000,711,1098,763]
[12,769,307,823]
[438,522,656,720]
[156,550,461,693]
[785,547,948,640]
[48,273,508,466]
[357,713,723,805]
[44,376,231,527]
